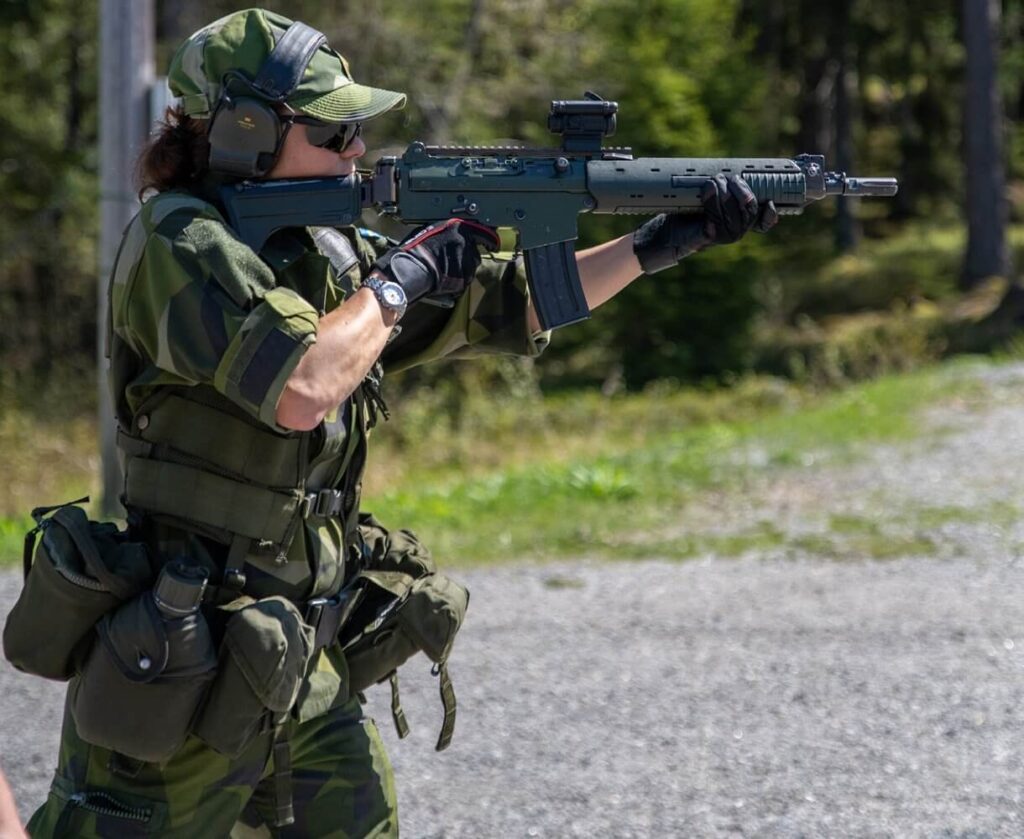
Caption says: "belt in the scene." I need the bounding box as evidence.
[304,586,365,652]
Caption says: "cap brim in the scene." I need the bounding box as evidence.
[290,83,407,123]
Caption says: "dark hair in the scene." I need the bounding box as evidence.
[135,106,210,198]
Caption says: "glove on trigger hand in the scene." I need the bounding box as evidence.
[370,218,501,305]
[632,174,779,275]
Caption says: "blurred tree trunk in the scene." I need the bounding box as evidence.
[962,0,1011,287]
[832,0,860,253]
[795,1,834,155]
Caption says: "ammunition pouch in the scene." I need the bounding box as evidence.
[2,500,153,681]
[70,591,218,763]
[193,596,315,758]
[341,515,470,751]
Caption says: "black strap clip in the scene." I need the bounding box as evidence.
[305,586,365,652]
[302,488,345,519]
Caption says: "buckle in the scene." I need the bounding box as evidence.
[303,489,343,519]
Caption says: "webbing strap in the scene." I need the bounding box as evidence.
[223,533,251,591]
[434,662,457,752]
[253,22,327,101]
[124,458,301,545]
[115,429,152,459]
[272,730,295,827]
[22,528,37,581]
[388,672,410,740]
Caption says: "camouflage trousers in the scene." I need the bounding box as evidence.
[26,693,397,838]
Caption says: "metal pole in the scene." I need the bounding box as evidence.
[98,0,155,516]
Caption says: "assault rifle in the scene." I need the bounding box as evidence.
[221,93,898,330]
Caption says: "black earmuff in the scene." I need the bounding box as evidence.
[207,86,283,177]
[208,22,328,178]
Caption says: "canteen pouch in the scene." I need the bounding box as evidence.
[193,596,314,758]
[2,501,152,681]
[70,592,217,763]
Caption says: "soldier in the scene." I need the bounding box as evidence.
[25,9,773,837]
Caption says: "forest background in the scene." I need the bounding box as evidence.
[0,0,1022,557]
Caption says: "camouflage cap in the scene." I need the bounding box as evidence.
[168,8,406,123]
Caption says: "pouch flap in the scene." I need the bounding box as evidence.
[397,574,470,663]
[223,597,313,712]
[98,596,169,683]
[355,569,415,600]
[336,570,415,650]
[50,506,143,600]
[357,513,436,578]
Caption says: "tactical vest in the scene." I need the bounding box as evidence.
[115,383,369,594]
[107,193,374,599]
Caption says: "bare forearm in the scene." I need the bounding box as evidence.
[527,234,642,332]
[0,767,26,839]
[276,287,396,430]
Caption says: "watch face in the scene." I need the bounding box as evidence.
[382,285,405,307]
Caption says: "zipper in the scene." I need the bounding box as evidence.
[69,791,151,823]
[36,520,108,592]
[54,564,107,592]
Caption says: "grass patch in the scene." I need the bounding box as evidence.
[788,531,938,561]
[905,501,1021,530]
[0,375,100,564]
[362,359,995,566]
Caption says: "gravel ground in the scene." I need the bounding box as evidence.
[2,361,1023,837]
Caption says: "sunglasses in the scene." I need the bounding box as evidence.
[280,115,362,153]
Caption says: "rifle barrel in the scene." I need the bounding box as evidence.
[825,174,899,197]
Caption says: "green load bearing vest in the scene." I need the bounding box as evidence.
[116,383,364,592]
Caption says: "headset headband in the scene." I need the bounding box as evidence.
[251,21,328,102]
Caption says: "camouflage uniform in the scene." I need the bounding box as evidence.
[27,175,547,835]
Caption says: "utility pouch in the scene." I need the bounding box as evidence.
[2,500,152,681]
[193,596,314,758]
[70,589,217,763]
[343,569,469,751]
[344,572,469,693]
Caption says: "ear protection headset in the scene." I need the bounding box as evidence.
[207,21,328,178]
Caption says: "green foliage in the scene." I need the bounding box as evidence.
[0,0,99,382]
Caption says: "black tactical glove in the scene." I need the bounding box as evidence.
[632,174,778,274]
[370,218,501,304]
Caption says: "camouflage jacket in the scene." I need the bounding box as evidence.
[106,181,547,718]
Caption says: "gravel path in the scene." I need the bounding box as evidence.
[2,361,1023,837]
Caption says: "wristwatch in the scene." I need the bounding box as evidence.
[363,272,408,322]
